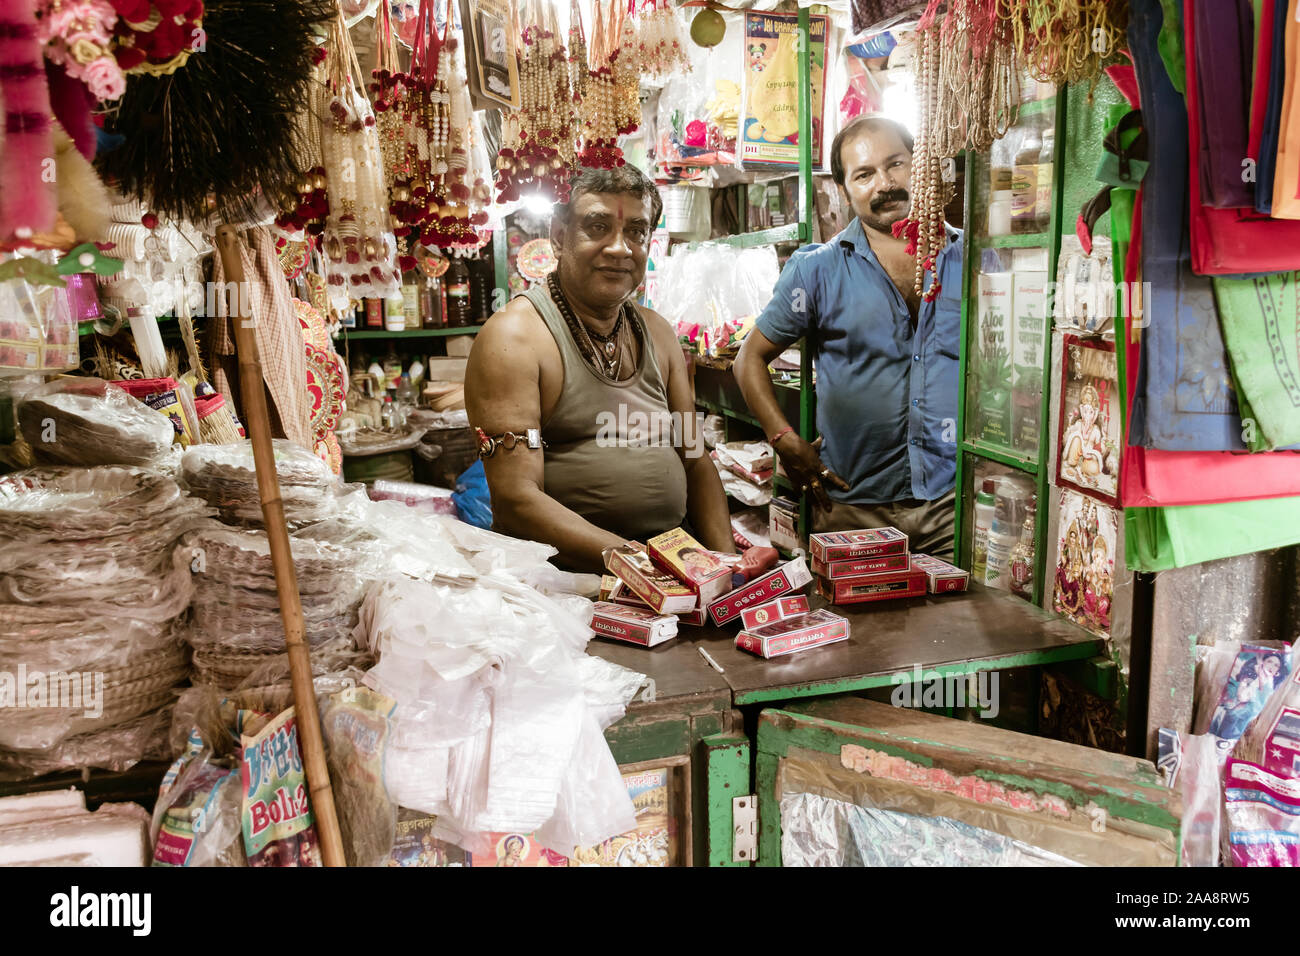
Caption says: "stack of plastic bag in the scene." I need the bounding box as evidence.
[357,562,647,856]
[0,466,211,778]
[712,440,775,506]
[180,440,341,527]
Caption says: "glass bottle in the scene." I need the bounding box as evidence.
[445,259,472,328]
[1008,502,1037,600]
[421,276,443,329]
[1011,120,1043,235]
[1035,127,1055,233]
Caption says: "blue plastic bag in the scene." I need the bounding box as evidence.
[451,459,492,529]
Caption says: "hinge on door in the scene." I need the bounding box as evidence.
[732,794,758,864]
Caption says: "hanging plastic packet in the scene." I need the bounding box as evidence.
[321,686,398,867]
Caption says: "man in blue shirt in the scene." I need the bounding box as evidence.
[734,115,964,557]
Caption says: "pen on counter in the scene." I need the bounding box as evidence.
[698,647,725,674]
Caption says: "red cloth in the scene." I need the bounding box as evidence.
[1185,0,1300,275]
[1120,186,1300,507]
[1248,0,1277,161]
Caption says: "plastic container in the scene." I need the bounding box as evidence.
[1036,128,1055,233]
[987,191,1013,236]
[384,297,406,332]
[971,478,997,580]
[1011,121,1043,234]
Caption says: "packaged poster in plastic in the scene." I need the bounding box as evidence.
[1222,758,1300,867]
[240,708,321,867]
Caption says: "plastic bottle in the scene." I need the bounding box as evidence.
[971,478,997,581]
[364,298,383,329]
[402,275,421,330]
[384,296,406,332]
[987,191,1013,236]
[1011,120,1042,235]
[381,395,395,429]
[445,259,472,328]
[984,522,1018,590]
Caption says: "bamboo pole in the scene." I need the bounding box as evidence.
[214,225,346,868]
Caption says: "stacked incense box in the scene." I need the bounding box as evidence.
[811,528,968,604]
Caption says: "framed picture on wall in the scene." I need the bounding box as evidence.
[1057,334,1121,507]
[1052,487,1117,640]
[458,0,520,111]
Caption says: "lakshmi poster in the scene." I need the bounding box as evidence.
[1057,335,1121,506]
[1052,488,1117,639]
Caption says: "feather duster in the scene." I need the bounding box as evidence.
[0,0,57,240]
[97,0,335,224]
[53,124,113,242]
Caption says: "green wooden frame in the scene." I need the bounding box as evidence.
[753,705,1180,867]
[953,91,1069,607]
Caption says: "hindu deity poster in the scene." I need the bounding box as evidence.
[1057,335,1121,506]
[1052,488,1117,639]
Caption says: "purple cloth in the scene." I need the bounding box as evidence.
[1195,0,1255,208]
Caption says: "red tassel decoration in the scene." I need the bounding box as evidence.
[0,0,56,240]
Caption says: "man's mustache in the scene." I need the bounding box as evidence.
[871,189,910,211]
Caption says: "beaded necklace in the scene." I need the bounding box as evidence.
[547,271,638,380]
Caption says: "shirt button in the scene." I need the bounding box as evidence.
[913,354,920,361]
[912,399,920,406]
[911,438,919,446]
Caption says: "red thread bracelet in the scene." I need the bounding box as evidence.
[768,425,795,445]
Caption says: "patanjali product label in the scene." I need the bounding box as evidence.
[240,708,321,867]
[735,609,849,658]
[812,552,911,579]
[740,594,811,630]
[708,556,812,626]
[809,528,909,564]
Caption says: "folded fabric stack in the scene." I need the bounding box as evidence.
[0,467,210,778]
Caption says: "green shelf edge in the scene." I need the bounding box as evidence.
[979,232,1054,249]
[960,439,1040,474]
[342,326,483,339]
[687,222,806,251]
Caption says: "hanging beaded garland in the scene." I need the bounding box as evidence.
[496,0,575,202]
[892,24,949,302]
[318,11,401,309]
[609,0,640,137]
[576,0,622,168]
[635,0,690,80]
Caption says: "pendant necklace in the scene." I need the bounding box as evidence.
[548,272,633,379]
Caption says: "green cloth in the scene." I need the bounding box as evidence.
[1212,272,1300,451]
[1157,0,1187,94]
[1126,497,1300,571]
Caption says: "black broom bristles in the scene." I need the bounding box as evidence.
[98,0,335,225]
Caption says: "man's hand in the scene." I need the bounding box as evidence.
[775,434,850,512]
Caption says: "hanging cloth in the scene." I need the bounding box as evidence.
[1246,0,1276,163]
[1212,272,1300,450]
[1192,0,1254,209]
[1128,2,1245,451]
[1269,2,1300,216]
[1183,0,1300,274]
[208,226,314,451]
[1121,0,1300,506]
[1253,0,1291,213]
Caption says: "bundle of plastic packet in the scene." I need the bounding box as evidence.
[357,575,645,855]
[16,377,175,467]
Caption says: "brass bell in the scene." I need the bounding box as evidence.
[393,185,411,202]
[312,172,327,190]
[364,237,378,257]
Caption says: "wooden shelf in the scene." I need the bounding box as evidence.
[342,325,483,339]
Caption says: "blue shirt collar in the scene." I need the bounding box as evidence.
[837,217,961,263]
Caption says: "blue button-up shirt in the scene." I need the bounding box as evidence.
[755,217,964,505]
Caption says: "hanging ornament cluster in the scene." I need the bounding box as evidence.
[496,1,575,203]
[276,45,331,242]
[370,0,489,259]
[892,24,948,302]
[1003,0,1128,89]
[317,11,401,307]
[109,0,204,74]
[635,0,691,80]
[575,0,620,169]
[35,0,127,102]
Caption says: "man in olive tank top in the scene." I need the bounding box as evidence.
[466,167,734,573]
